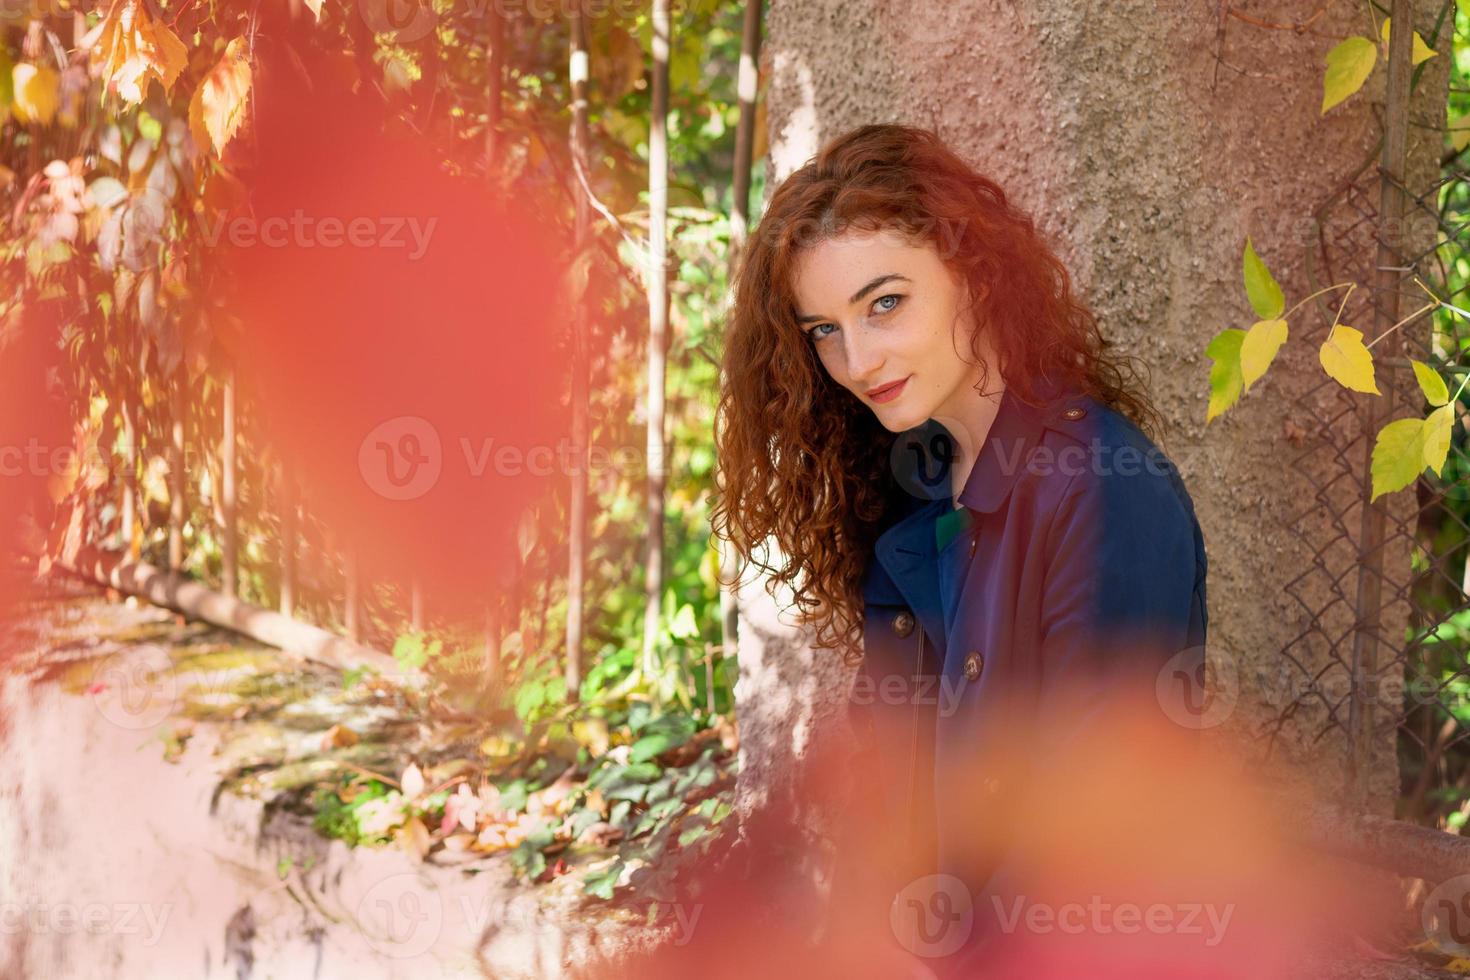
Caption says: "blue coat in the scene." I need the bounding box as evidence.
[836,377,1209,971]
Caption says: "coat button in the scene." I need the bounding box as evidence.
[892,610,915,637]
[1061,406,1086,421]
[963,650,985,682]
[968,535,978,558]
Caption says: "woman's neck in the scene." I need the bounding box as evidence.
[936,376,1006,509]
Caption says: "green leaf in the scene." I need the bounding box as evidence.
[1322,36,1378,113]
[583,860,625,900]
[1319,325,1380,394]
[497,779,529,813]
[1242,238,1285,319]
[678,818,712,848]
[630,731,680,763]
[392,633,430,670]
[1412,360,1449,406]
[1240,318,1288,389]
[137,110,163,143]
[1205,328,1247,423]
[668,603,699,640]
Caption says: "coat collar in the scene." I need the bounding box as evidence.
[955,379,1059,514]
[864,376,1080,646]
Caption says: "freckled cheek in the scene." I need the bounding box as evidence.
[816,346,849,387]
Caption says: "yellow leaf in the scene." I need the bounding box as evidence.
[1412,359,1449,406]
[1240,318,1288,390]
[46,450,79,503]
[11,63,58,126]
[1450,115,1470,154]
[1205,328,1246,423]
[189,38,252,155]
[1319,324,1380,394]
[1424,403,1455,477]
[395,816,432,861]
[1242,237,1284,320]
[1373,404,1458,499]
[1322,36,1377,114]
[1380,18,1438,65]
[90,0,191,106]
[1372,417,1430,499]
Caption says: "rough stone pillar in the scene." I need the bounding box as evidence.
[734,0,1452,840]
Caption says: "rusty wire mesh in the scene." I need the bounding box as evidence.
[1264,127,1470,824]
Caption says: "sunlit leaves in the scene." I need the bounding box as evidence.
[1318,325,1380,394]
[189,38,252,156]
[1240,318,1288,389]
[1322,36,1379,113]
[1243,237,1284,319]
[1373,417,1433,499]
[11,63,58,126]
[1322,19,1437,114]
[88,0,189,105]
[1372,405,1456,499]
[1414,360,1450,407]
[1452,116,1470,154]
[1207,240,1286,423]
[1425,404,1455,477]
[1380,18,1438,66]
[1205,328,1246,423]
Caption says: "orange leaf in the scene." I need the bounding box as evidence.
[189,38,252,156]
[89,0,190,105]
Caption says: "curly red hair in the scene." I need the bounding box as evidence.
[712,124,1160,660]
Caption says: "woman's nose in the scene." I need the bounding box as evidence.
[843,327,884,383]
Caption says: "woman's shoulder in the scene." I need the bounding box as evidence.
[1027,386,1200,530]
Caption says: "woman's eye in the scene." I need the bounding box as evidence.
[808,322,838,341]
[873,294,903,314]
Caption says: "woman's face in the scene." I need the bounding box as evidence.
[791,227,991,433]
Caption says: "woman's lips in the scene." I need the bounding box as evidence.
[867,376,909,404]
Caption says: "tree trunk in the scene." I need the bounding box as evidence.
[642,0,671,678]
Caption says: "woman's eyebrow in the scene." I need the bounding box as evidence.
[796,273,912,324]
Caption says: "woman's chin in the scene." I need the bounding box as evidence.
[872,406,926,433]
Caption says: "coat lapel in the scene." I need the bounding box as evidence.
[871,496,948,650]
[867,379,1068,653]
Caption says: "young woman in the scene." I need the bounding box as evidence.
[712,124,1209,972]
